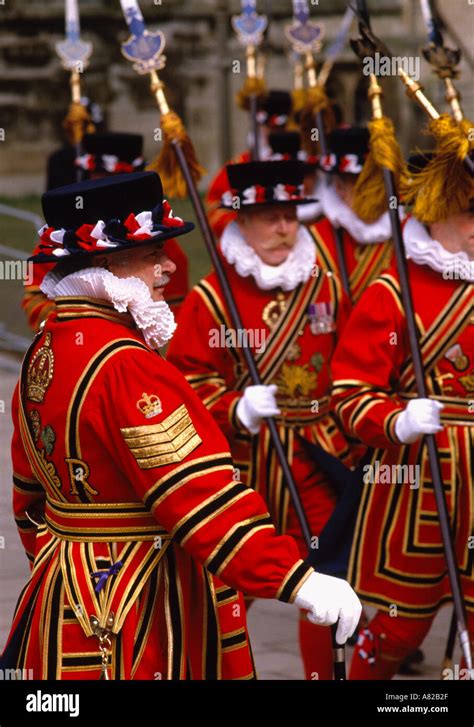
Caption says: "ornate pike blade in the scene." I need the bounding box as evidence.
[285,0,325,54]
[55,0,92,71]
[419,0,444,47]
[231,0,268,47]
[120,0,166,75]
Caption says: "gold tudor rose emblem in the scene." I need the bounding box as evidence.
[276,363,318,400]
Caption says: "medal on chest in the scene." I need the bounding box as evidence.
[445,344,469,372]
[308,302,336,335]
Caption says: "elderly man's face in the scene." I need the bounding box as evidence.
[237,204,299,266]
[94,243,176,302]
[430,209,474,260]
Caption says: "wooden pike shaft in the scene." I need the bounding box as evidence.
[256,54,266,80]
[397,68,440,119]
[150,70,170,116]
[246,44,257,78]
[318,59,332,89]
[70,70,82,104]
[444,77,464,122]
[368,74,383,120]
[294,57,304,90]
[68,69,85,180]
[305,51,318,88]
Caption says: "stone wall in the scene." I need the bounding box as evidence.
[0,0,472,195]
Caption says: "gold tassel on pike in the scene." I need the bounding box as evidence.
[236,76,267,111]
[145,72,206,200]
[146,111,206,200]
[62,102,95,146]
[304,85,333,116]
[291,88,307,119]
[352,116,406,224]
[400,114,474,224]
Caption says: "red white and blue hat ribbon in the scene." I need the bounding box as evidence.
[222,182,306,207]
[33,200,185,258]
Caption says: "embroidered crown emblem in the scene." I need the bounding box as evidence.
[27,332,54,403]
[136,392,163,419]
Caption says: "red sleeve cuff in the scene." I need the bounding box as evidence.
[277,560,314,604]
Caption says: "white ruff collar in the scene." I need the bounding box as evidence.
[221,221,317,291]
[320,183,393,244]
[41,267,177,349]
[403,217,474,282]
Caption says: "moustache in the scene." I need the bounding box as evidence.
[153,274,171,288]
[261,239,294,251]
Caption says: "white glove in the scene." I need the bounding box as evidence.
[236,384,281,435]
[294,571,362,645]
[394,398,444,444]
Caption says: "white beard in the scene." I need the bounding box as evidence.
[220,221,317,291]
[320,183,399,244]
[403,217,474,282]
[41,267,177,350]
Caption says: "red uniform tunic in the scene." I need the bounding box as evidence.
[310,217,393,303]
[331,262,473,618]
[167,251,353,546]
[2,296,313,680]
[22,238,189,331]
